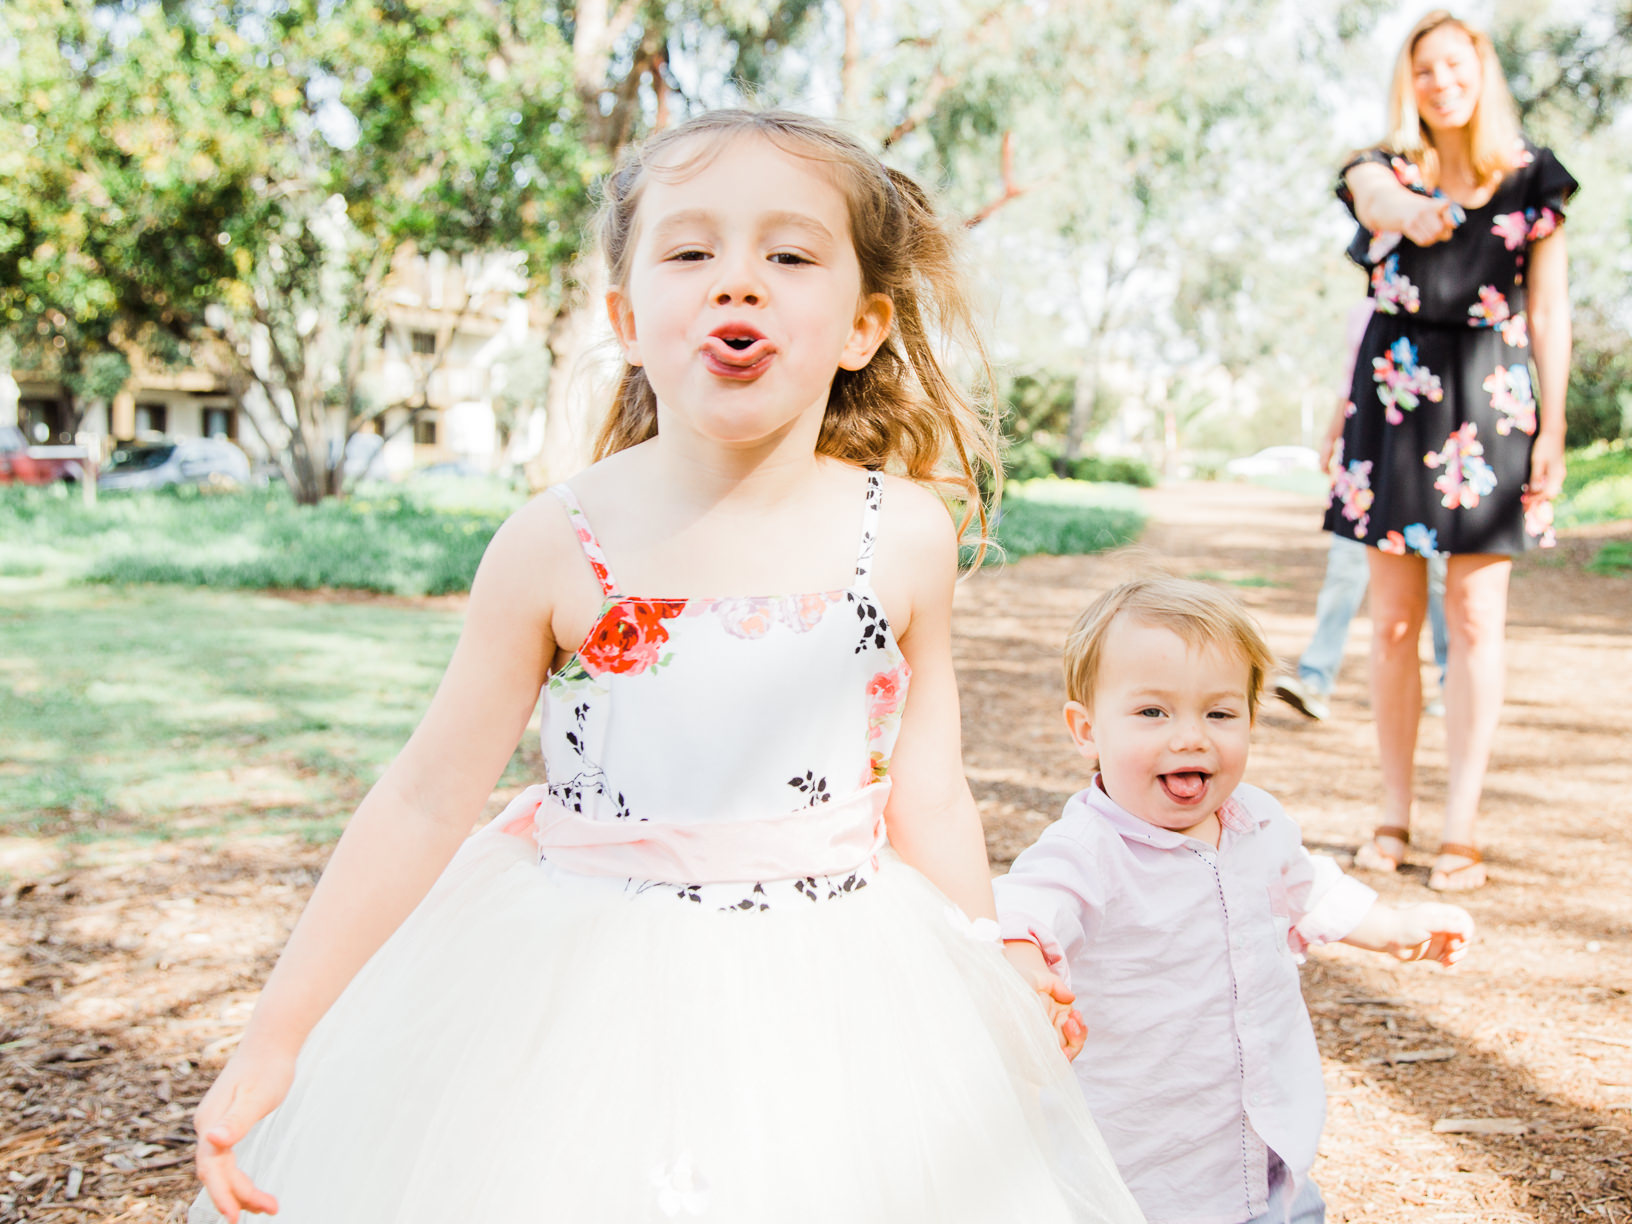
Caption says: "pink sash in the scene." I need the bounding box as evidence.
[492,781,891,884]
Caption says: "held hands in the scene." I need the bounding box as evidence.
[1381,902,1475,968]
[193,1043,295,1220]
[1402,196,1458,248]
[1003,939,1087,1060]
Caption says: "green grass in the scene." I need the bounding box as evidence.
[0,480,525,596]
[1587,540,1632,576]
[1558,439,1632,529]
[971,478,1147,563]
[0,582,537,850]
[1186,570,1288,589]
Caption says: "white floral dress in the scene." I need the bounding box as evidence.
[189,473,1144,1224]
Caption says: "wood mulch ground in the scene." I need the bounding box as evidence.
[2,481,1628,1222]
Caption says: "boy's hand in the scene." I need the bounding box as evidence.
[1386,902,1475,967]
[1004,939,1088,1060]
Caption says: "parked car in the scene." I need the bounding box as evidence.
[0,424,92,485]
[98,437,251,492]
[1225,445,1321,478]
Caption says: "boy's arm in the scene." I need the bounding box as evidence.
[1003,939,1086,1059]
[1341,901,1474,967]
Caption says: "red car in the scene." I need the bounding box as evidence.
[0,424,92,485]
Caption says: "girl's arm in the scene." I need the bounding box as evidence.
[1344,162,1457,247]
[1526,227,1572,504]
[875,484,996,923]
[193,505,568,1218]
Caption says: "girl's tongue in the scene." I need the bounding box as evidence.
[1160,771,1208,803]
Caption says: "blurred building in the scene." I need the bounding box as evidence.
[0,247,551,479]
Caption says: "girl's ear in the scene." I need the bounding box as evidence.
[838,292,894,371]
[606,288,642,366]
[1062,701,1098,760]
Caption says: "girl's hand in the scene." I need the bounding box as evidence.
[193,1044,295,1219]
[1003,940,1087,1060]
[1524,429,1567,507]
[1402,196,1457,248]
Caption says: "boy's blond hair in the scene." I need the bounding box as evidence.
[1064,578,1276,719]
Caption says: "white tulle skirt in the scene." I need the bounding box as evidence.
[189,827,1144,1223]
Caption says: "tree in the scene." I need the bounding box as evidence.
[3,0,595,502]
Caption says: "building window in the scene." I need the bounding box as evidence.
[203,406,237,439]
[412,416,438,445]
[135,403,168,436]
[410,330,437,355]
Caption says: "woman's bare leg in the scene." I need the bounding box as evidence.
[1359,549,1430,868]
[1433,552,1511,888]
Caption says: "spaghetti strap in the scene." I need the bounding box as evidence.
[549,484,618,598]
[854,472,882,585]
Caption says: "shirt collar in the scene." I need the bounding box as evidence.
[1070,775,1263,849]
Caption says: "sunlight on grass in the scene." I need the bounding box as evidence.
[0,583,539,856]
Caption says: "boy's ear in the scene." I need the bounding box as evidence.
[606,288,641,366]
[1063,701,1097,760]
[838,292,893,371]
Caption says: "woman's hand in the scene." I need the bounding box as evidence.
[1401,195,1457,247]
[193,1044,296,1219]
[1525,428,1566,506]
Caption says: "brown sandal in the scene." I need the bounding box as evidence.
[1354,825,1411,873]
[1430,843,1486,892]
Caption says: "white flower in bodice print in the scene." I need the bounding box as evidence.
[650,1152,709,1218]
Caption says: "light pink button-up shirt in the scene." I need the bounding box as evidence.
[993,780,1377,1224]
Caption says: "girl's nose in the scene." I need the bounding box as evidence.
[712,255,764,307]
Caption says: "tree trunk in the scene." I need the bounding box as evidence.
[540,255,611,484]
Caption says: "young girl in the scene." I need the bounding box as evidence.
[189,110,1144,1224]
[997,578,1475,1224]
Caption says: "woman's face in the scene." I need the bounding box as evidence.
[1412,24,1483,137]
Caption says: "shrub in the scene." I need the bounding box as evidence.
[964,478,1147,564]
[0,484,521,596]
[1067,455,1158,488]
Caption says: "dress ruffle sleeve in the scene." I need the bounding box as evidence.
[1525,144,1579,236]
[1335,147,1396,220]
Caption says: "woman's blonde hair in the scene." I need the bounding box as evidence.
[1063,578,1276,721]
[592,109,1000,545]
[1384,10,1522,189]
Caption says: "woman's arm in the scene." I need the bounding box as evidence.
[1526,227,1572,503]
[874,484,996,922]
[1345,162,1457,246]
[193,504,568,1216]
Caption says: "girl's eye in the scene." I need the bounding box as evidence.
[769,251,812,266]
[669,249,710,262]
[1208,710,1239,721]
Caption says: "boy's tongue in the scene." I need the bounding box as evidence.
[1161,771,1208,802]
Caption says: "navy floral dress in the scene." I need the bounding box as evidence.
[1323,142,1577,556]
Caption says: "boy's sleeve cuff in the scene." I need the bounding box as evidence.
[997,915,1070,986]
[1294,873,1379,946]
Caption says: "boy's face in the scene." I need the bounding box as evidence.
[1064,616,1252,844]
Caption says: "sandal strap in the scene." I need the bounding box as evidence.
[1373,825,1411,844]
[1437,843,1482,863]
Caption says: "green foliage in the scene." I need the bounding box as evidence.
[1587,540,1632,575]
[966,478,1146,564]
[1067,455,1157,488]
[0,483,524,596]
[1557,439,1632,528]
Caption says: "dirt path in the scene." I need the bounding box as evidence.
[2,482,1628,1222]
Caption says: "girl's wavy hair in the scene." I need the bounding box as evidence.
[1383,10,1522,190]
[592,109,1000,549]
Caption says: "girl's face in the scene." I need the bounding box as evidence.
[1064,617,1252,846]
[1411,24,1483,138]
[606,134,893,453]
